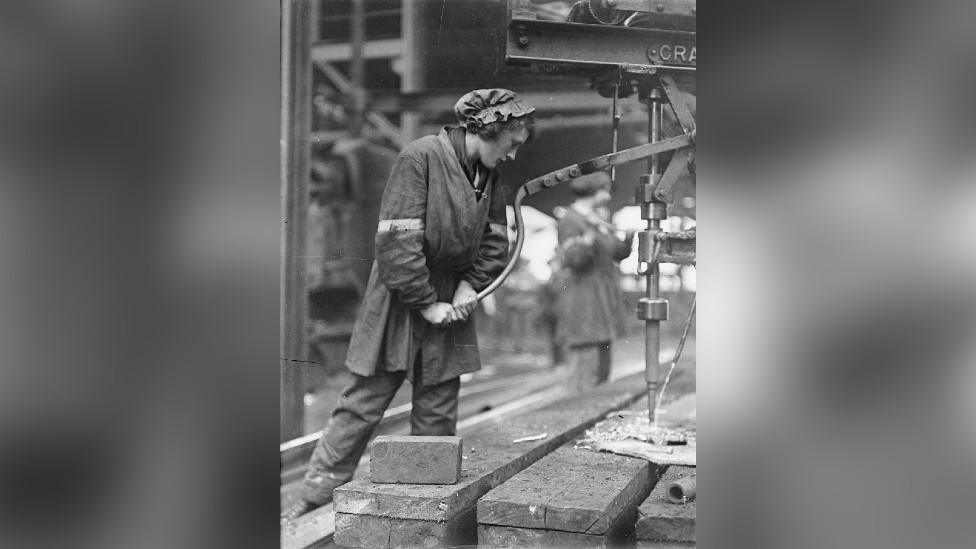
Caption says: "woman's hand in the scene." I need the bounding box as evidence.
[420,302,455,326]
[451,280,478,322]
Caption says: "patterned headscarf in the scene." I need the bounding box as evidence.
[454,89,535,131]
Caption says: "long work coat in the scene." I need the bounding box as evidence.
[345,129,509,386]
[554,208,633,347]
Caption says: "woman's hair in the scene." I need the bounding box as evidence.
[467,113,536,142]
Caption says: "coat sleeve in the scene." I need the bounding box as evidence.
[461,178,510,291]
[558,216,596,272]
[374,153,437,309]
[613,231,635,262]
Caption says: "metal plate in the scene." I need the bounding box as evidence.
[646,40,696,66]
[506,18,696,74]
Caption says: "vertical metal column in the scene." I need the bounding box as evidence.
[348,0,366,138]
[400,0,426,142]
[637,85,669,426]
[281,0,313,442]
[610,76,620,184]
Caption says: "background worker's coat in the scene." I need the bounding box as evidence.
[345,129,508,386]
[555,208,633,347]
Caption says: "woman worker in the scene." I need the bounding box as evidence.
[282,89,535,523]
[554,171,635,394]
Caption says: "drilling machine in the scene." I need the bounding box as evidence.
[480,0,697,425]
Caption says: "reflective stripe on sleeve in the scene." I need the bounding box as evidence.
[377,218,424,232]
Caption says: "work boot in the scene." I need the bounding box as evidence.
[280,474,350,526]
[280,498,320,526]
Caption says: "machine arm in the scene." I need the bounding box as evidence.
[476,129,694,301]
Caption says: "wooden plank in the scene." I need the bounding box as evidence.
[636,466,696,543]
[635,542,695,549]
[334,512,390,549]
[281,503,335,549]
[478,446,658,535]
[334,504,477,549]
[477,451,594,530]
[478,524,604,548]
[478,507,641,548]
[333,374,646,523]
[546,455,654,534]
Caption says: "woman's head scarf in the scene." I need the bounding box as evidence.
[454,88,535,130]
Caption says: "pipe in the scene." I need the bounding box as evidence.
[667,473,697,504]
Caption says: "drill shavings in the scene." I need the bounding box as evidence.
[575,411,696,466]
[512,432,548,444]
[578,412,696,446]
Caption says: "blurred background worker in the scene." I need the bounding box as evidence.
[554,171,634,394]
[281,89,535,523]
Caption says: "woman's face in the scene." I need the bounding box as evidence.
[476,127,530,169]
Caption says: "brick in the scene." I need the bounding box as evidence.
[370,435,462,485]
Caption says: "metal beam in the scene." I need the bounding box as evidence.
[533,113,645,130]
[310,38,403,62]
[367,88,630,114]
[281,0,312,442]
[348,0,366,137]
[400,0,426,142]
[314,61,404,147]
[412,113,644,138]
[506,18,695,75]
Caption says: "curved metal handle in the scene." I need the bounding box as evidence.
[476,187,527,301]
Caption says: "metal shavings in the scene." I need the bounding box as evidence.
[579,412,696,448]
[512,433,548,444]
